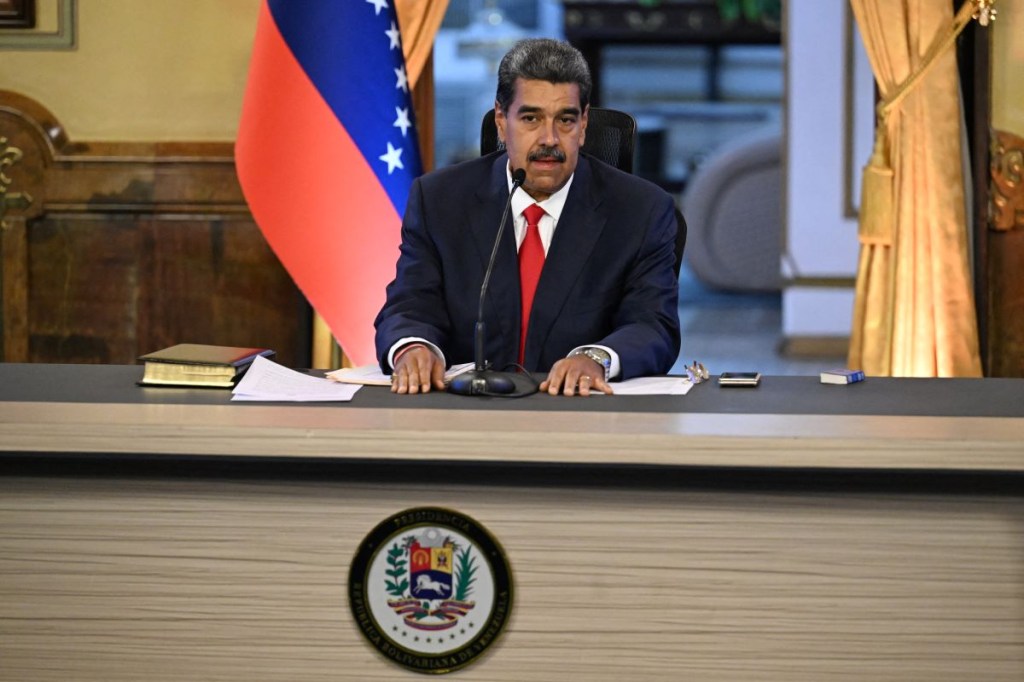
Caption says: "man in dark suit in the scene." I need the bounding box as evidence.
[375,38,679,396]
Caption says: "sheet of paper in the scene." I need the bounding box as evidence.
[325,364,391,386]
[231,355,360,402]
[610,376,694,396]
[326,362,475,386]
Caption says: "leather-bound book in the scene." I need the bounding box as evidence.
[138,344,275,388]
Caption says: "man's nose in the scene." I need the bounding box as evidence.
[538,118,558,145]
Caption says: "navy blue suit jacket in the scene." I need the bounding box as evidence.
[374,152,680,378]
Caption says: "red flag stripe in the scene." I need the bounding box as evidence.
[236,1,403,365]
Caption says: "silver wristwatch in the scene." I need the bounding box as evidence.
[570,347,611,382]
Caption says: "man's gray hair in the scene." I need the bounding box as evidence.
[495,38,592,113]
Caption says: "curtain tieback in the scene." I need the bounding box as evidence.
[858,0,994,246]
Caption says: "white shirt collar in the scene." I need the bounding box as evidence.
[506,164,574,222]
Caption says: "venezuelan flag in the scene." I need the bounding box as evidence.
[236,0,422,366]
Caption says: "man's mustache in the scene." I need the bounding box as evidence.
[528,147,566,163]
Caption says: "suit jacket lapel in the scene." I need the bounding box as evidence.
[525,156,606,365]
[471,154,520,350]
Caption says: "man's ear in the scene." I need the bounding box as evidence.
[579,104,589,147]
[494,102,506,144]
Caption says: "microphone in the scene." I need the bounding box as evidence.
[449,168,529,396]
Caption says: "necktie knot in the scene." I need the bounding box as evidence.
[523,203,546,227]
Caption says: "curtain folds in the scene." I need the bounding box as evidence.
[848,0,983,377]
[396,0,449,88]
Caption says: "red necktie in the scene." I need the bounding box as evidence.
[518,203,546,365]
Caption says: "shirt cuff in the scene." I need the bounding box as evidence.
[388,337,446,371]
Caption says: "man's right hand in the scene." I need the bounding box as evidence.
[391,344,446,394]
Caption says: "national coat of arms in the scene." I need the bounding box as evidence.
[349,507,512,674]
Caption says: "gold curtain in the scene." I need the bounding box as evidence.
[312,1,449,369]
[396,0,450,89]
[848,0,983,377]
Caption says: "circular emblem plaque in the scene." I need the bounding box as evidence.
[348,507,513,674]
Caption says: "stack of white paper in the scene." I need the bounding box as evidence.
[232,355,360,402]
[610,376,694,396]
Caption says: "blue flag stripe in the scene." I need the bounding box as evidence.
[267,0,421,216]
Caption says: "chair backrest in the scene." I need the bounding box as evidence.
[479,106,685,275]
[480,107,637,173]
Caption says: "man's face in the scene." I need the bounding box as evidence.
[494,78,588,202]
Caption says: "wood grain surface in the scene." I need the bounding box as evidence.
[1,400,1024,472]
[1,476,1022,681]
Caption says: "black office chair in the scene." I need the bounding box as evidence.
[479,107,687,275]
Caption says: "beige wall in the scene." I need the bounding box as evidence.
[0,0,259,141]
[2,1,1020,144]
[992,0,1024,134]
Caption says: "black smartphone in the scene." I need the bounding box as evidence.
[718,371,761,387]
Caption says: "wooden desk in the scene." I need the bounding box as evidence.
[1,364,1023,680]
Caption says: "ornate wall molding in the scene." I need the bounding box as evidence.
[991,128,1024,232]
[0,135,32,229]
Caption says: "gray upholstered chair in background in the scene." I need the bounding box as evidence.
[680,129,782,292]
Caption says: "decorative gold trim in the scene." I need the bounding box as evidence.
[0,136,32,229]
[971,0,997,27]
[991,128,1023,232]
[0,0,74,50]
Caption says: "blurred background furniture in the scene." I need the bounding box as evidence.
[680,128,782,292]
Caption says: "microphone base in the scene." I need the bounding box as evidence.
[448,370,518,396]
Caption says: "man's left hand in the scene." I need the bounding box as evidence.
[540,356,613,396]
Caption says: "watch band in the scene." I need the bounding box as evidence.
[570,347,611,382]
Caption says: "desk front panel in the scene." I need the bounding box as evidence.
[2,471,1022,681]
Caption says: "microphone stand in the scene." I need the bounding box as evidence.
[449,168,531,396]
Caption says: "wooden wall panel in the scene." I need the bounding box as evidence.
[27,215,141,363]
[0,90,309,367]
[0,217,28,361]
[135,217,303,359]
[987,231,1024,377]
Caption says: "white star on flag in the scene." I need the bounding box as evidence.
[385,21,401,50]
[394,65,409,93]
[379,142,404,174]
[393,107,412,137]
[366,0,388,16]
